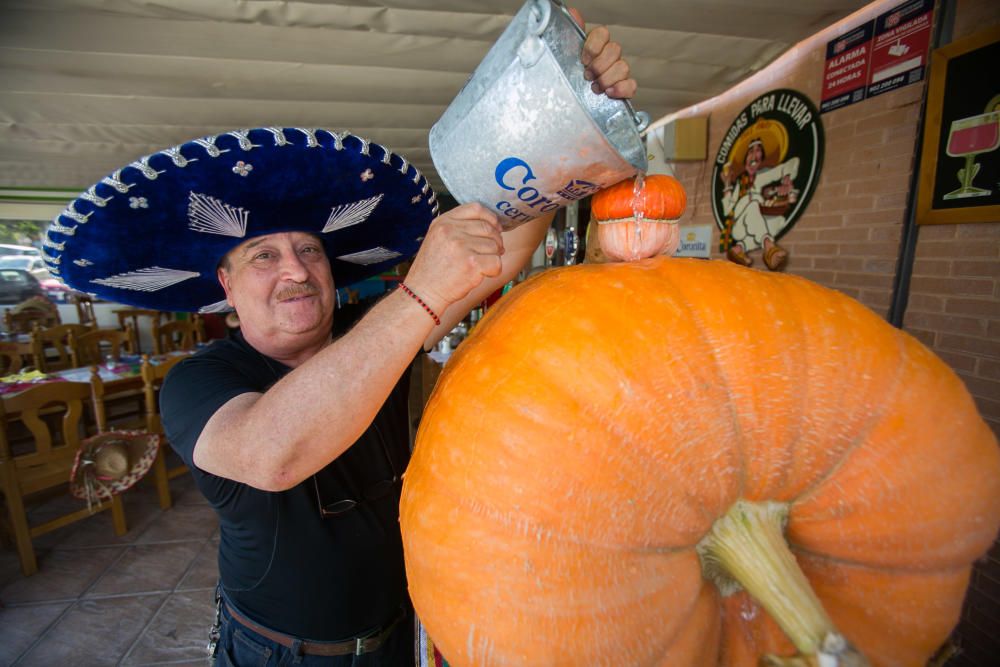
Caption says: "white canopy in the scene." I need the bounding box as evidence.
[0,0,869,198]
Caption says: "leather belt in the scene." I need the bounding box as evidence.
[224,602,405,656]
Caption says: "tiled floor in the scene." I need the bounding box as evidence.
[0,473,219,667]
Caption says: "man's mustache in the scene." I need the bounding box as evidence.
[276,283,320,301]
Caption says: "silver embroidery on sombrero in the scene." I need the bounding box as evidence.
[421,182,430,195]
[73,259,94,268]
[411,166,424,186]
[46,223,77,236]
[102,170,135,193]
[187,192,248,238]
[375,144,392,165]
[193,137,229,158]
[47,222,76,236]
[296,128,320,148]
[41,250,61,265]
[161,146,197,168]
[227,130,260,151]
[264,127,290,146]
[80,186,112,208]
[397,154,409,175]
[198,299,233,314]
[232,161,253,177]
[62,203,92,224]
[128,157,166,181]
[321,130,348,150]
[335,247,402,265]
[355,136,371,156]
[43,237,65,252]
[92,267,200,292]
[322,194,384,233]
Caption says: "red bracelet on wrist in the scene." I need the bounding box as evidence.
[399,283,441,326]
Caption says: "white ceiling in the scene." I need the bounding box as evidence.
[0,0,870,197]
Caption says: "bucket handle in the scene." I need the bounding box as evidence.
[527,0,551,37]
[551,0,650,133]
[517,0,551,68]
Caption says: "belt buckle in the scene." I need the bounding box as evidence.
[354,637,364,656]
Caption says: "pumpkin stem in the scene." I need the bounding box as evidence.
[696,500,870,667]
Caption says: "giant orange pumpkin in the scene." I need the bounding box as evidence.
[591,173,686,261]
[400,257,1000,667]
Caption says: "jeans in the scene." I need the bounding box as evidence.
[213,599,415,667]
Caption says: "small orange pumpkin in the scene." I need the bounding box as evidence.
[591,173,687,261]
[401,257,1000,667]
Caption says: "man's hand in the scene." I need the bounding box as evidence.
[569,8,637,99]
[777,174,794,197]
[404,203,506,315]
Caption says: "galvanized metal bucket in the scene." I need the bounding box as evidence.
[429,0,649,229]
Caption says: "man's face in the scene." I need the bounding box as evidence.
[217,231,335,345]
[745,143,764,176]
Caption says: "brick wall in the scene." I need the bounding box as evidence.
[668,1,999,664]
[919,4,1000,665]
[672,44,923,320]
[902,0,1000,441]
[677,105,925,378]
[672,2,999,438]
[905,222,1000,437]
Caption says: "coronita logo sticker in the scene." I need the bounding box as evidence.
[711,89,824,271]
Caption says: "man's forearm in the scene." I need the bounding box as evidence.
[193,286,438,490]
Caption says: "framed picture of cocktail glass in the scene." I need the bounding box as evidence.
[917,25,1000,225]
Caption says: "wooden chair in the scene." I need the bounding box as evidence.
[30,323,90,372]
[69,324,136,368]
[89,354,187,510]
[152,315,204,355]
[0,341,24,375]
[113,308,171,355]
[141,354,188,509]
[71,293,99,329]
[114,308,170,332]
[4,306,59,334]
[0,381,126,576]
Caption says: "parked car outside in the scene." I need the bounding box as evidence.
[36,273,75,303]
[0,243,41,257]
[0,255,48,279]
[0,268,46,305]
[0,257,77,301]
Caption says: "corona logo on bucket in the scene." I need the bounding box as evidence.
[493,157,601,223]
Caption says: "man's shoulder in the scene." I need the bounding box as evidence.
[164,336,259,392]
[160,335,268,457]
[175,335,255,367]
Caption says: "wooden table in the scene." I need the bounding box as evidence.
[2,351,193,449]
[0,351,191,396]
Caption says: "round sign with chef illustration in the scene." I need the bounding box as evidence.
[711,89,824,271]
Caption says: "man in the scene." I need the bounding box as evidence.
[42,11,636,666]
[720,134,799,270]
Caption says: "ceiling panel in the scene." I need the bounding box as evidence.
[0,0,871,196]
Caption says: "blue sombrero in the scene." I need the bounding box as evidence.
[42,127,439,313]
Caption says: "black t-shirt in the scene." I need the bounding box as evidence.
[160,329,412,640]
